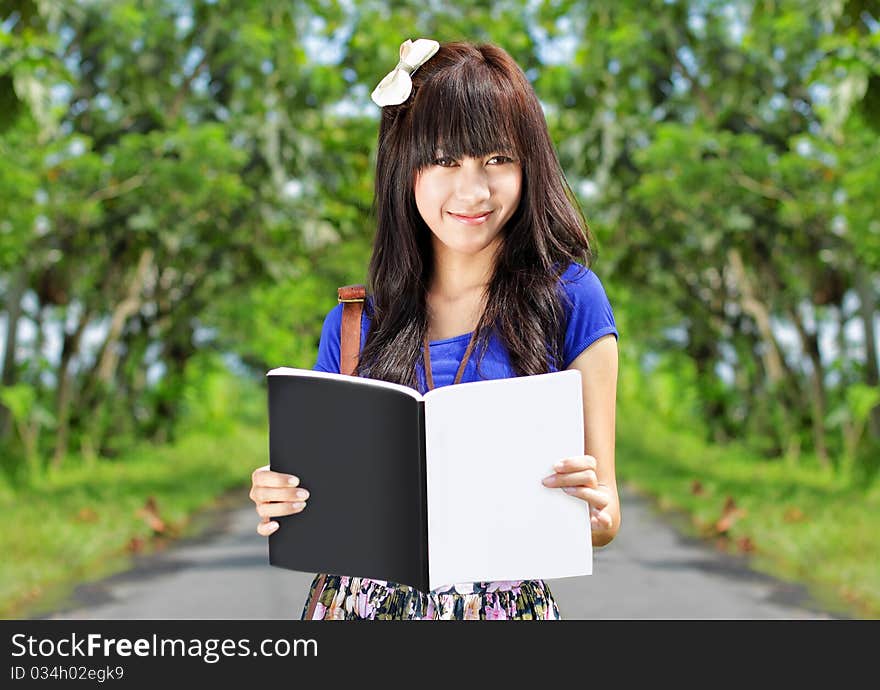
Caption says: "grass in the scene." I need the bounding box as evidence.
[616,398,880,619]
[0,423,266,619]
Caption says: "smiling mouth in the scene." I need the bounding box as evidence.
[450,211,492,219]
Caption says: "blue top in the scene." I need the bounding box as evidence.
[313,262,619,392]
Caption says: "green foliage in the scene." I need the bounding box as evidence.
[0,383,54,480]
[1,1,878,485]
[176,352,266,436]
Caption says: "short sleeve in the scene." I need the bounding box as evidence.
[313,303,344,373]
[561,264,619,369]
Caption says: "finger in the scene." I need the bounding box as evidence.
[252,466,301,488]
[590,506,614,530]
[250,486,310,504]
[257,521,280,537]
[256,501,307,519]
[548,469,598,489]
[553,455,597,472]
[560,486,610,509]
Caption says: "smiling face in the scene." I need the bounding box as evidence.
[414,149,522,260]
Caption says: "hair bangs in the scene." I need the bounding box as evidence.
[409,68,522,171]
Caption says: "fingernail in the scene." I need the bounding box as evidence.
[296,489,310,499]
[291,502,306,510]
[288,476,300,486]
[541,474,556,485]
[553,461,565,471]
[267,522,279,533]
[563,487,577,494]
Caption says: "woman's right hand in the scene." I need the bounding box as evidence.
[249,464,309,536]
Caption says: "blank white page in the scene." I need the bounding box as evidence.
[423,369,591,590]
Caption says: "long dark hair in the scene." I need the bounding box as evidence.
[356,40,595,390]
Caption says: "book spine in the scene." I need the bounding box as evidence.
[418,399,430,594]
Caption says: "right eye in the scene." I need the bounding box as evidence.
[432,157,454,167]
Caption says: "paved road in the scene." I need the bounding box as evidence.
[41,483,839,620]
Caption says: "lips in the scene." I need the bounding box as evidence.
[450,211,492,219]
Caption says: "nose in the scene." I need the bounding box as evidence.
[453,161,492,205]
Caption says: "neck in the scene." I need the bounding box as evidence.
[429,236,500,300]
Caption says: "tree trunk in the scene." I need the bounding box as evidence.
[687,319,729,444]
[727,249,788,384]
[726,248,804,458]
[151,322,198,444]
[788,302,830,468]
[1,265,27,439]
[81,249,154,460]
[52,302,94,468]
[94,249,154,389]
[854,264,880,440]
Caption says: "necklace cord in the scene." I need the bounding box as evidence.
[422,329,479,391]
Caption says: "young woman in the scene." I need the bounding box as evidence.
[249,38,620,620]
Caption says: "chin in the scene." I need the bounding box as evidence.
[433,224,505,255]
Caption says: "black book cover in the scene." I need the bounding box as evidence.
[267,370,431,592]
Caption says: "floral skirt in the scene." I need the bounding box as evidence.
[300,573,562,620]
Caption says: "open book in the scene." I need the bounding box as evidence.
[266,367,591,594]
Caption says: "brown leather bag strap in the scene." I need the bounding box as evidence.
[337,284,366,376]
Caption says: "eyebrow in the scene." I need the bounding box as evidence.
[433,149,515,158]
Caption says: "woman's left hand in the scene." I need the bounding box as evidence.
[542,455,614,531]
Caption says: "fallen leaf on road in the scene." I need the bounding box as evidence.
[714,496,747,534]
[136,496,166,534]
[735,536,755,553]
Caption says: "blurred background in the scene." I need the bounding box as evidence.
[0,0,878,619]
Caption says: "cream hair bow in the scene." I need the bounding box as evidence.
[370,38,440,107]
